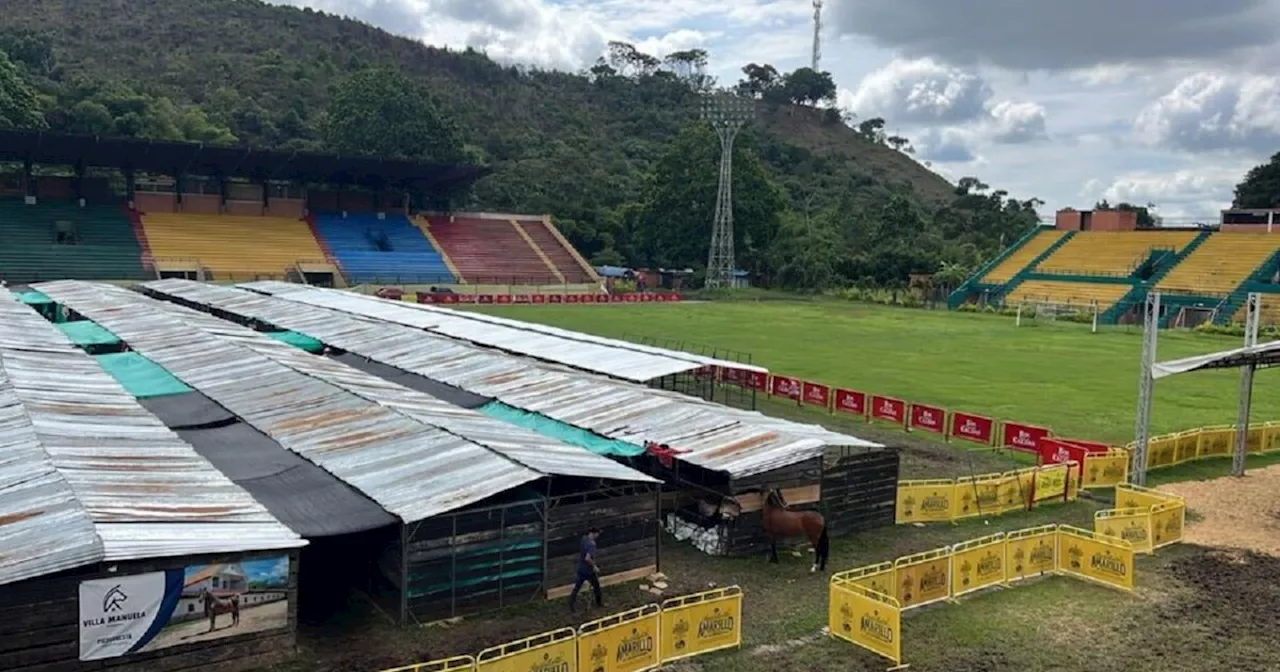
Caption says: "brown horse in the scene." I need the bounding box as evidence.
[761,487,829,573]
[201,590,240,632]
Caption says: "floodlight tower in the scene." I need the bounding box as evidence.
[812,0,824,71]
[701,94,754,289]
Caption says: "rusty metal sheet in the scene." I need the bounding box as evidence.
[35,281,553,522]
[144,280,882,478]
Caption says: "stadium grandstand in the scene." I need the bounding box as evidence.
[950,206,1280,327]
[0,129,599,290]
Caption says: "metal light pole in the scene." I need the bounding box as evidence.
[1232,292,1262,477]
[701,93,753,289]
[1132,291,1161,485]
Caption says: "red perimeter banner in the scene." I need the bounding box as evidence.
[949,411,995,445]
[769,375,802,400]
[720,368,744,387]
[695,366,716,379]
[909,403,946,433]
[744,371,769,391]
[1002,421,1052,454]
[833,389,867,417]
[802,381,831,409]
[870,395,906,425]
[1039,437,1110,480]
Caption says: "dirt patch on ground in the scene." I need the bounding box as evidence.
[1159,464,1280,557]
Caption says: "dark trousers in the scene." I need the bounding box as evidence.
[568,569,602,610]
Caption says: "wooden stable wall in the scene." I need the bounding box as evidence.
[727,457,823,555]
[822,448,899,533]
[1,549,300,672]
[544,487,659,599]
[404,498,546,624]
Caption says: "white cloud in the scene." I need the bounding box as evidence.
[987,101,1048,144]
[845,58,992,125]
[1080,165,1251,219]
[1134,73,1280,152]
[917,128,979,164]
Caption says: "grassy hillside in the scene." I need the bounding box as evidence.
[0,0,1032,283]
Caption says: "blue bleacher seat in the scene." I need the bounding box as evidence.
[312,212,456,284]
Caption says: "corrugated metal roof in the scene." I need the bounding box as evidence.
[137,281,655,485]
[0,292,304,586]
[36,280,550,524]
[238,282,765,381]
[149,280,882,478]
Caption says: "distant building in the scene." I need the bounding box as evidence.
[1220,208,1280,233]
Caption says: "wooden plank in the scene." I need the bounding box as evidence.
[545,565,657,600]
[735,484,820,513]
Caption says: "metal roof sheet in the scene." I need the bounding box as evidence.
[0,292,304,586]
[36,281,549,523]
[137,281,655,485]
[238,282,764,381]
[150,280,881,478]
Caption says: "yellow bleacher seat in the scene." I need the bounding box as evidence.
[980,229,1067,284]
[1036,231,1198,276]
[141,213,327,279]
[1158,233,1280,296]
[1006,280,1133,308]
[1234,295,1280,325]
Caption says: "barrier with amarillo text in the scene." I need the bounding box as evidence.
[659,586,743,664]
[381,656,477,672]
[1094,507,1154,554]
[894,462,1077,525]
[477,628,577,672]
[827,524,1138,669]
[578,605,661,672]
[1102,484,1186,552]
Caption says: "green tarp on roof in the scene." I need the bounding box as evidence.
[56,320,120,347]
[267,330,325,353]
[15,290,53,305]
[479,401,645,457]
[95,352,192,398]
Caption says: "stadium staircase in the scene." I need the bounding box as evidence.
[509,219,565,283]
[518,218,600,284]
[421,215,561,284]
[984,231,1075,304]
[139,212,333,281]
[311,212,455,285]
[947,226,1049,308]
[1147,232,1280,325]
[0,198,148,282]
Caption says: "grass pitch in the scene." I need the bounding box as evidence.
[474,300,1279,444]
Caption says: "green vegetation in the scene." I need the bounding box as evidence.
[0,0,1038,288]
[474,300,1279,443]
[1235,151,1280,208]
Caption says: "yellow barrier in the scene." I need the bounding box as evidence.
[896,463,1077,525]
[895,479,956,524]
[659,585,742,663]
[477,628,577,672]
[1127,421,1280,472]
[950,533,1006,599]
[1115,483,1177,511]
[893,546,952,610]
[1082,450,1129,489]
[1094,507,1153,554]
[577,604,661,672]
[1150,500,1186,549]
[1056,525,1135,592]
[1005,525,1057,584]
[828,579,905,670]
[380,656,476,672]
[832,561,895,596]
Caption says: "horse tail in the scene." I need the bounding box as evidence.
[816,525,830,568]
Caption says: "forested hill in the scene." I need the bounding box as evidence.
[0,0,1042,288]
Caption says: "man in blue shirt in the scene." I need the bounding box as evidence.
[569,527,603,612]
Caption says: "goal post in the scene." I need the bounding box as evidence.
[1013,299,1100,333]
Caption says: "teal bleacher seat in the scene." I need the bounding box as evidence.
[0,199,148,282]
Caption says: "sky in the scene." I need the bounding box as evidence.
[271,0,1280,223]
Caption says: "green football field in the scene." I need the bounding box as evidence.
[474,300,1277,444]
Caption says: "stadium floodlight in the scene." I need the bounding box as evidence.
[700,93,755,289]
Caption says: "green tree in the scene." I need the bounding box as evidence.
[632,124,785,276]
[780,68,837,106]
[770,210,841,290]
[0,48,46,129]
[324,67,462,162]
[1234,152,1280,209]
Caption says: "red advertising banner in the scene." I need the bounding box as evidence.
[513,295,530,303]
[1002,421,1052,454]
[802,381,831,409]
[549,294,563,303]
[870,395,906,425]
[610,294,624,302]
[640,293,654,302]
[566,294,580,303]
[1058,437,1111,453]
[949,411,995,445]
[1038,437,1110,479]
[695,366,715,380]
[833,389,868,417]
[744,371,768,391]
[495,294,513,304]
[477,295,495,304]
[595,294,609,303]
[909,403,946,434]
[532,295,546,304]
[455,294,476,304]
[769,375,802,400]
[721,368,745,387]
[624,294,639,302]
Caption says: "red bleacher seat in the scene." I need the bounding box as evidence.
[426,216,555,284]
[519,220,593,283]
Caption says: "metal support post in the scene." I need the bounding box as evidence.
[1232,292,1261,477]
[1132,291,1160,486]
[701,94,753,289]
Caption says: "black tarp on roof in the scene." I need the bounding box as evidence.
[148,391,397,537]
[332,352,492,409]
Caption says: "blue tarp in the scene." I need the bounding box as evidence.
[15,290,53,305]
[95,352,192,398]
[479,401,644,457]
[266,330,325,353]
[56,320,120,347]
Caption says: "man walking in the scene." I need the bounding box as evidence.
[569,527,603,612]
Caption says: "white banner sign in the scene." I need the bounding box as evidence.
[79,571,174,661]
